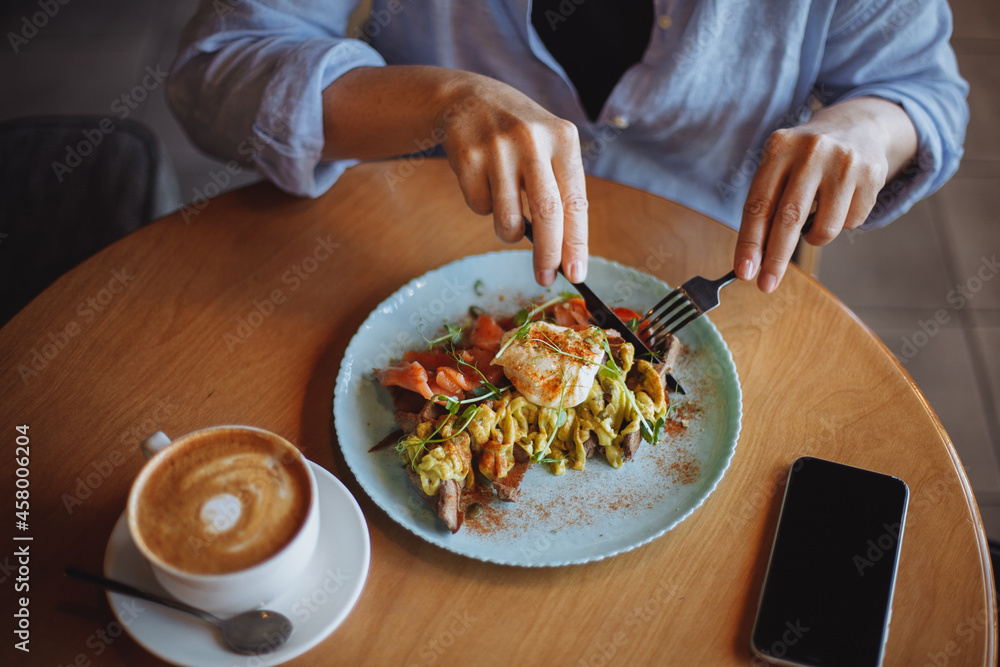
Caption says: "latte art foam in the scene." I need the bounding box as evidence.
[133,431,311,575]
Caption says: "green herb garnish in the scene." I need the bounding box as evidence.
[419,322,465,348]
[641,414,666,445]
[448,344,504,401]
[396,397,482,467]
[536,378,569,459]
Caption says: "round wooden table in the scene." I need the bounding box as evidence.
[0,159,994,666]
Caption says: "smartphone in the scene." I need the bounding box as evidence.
[750,456,909,666]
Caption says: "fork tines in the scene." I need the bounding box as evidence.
[640,270,738,347]
[640,288,699,349]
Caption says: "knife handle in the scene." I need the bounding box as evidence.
[522,217,537,245]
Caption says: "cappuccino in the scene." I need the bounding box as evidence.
[131,428,311,575]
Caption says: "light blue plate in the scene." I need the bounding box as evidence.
[333,251,742,567]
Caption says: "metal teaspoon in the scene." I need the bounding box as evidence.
[64,567,293,655]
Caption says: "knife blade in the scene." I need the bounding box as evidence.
[520,217,685,394]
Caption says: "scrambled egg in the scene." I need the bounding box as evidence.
[403,333,670,494]
[400,421,471,495]
[393,309,676,508]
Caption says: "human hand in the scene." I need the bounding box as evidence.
[435,73,589,286]
[733,97,917,292]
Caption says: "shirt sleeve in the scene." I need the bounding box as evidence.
[166,0,386,198]
[817,0,969,227]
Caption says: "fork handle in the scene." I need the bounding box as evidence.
[716,270,738,287]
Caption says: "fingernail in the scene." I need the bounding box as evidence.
[566,260,585,283]
[760,273,777,293]
[537,269,557,286]
[738,258,755,281]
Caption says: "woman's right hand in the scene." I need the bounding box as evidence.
[433,73,589,286]
[322,66,589,286]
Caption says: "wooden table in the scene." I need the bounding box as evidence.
[1,159,995,666]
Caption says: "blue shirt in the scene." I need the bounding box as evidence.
[168,0,968,230]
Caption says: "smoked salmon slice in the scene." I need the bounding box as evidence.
[468,314,505,350]
[377,315,512,402]
[374,361,434,399]
[551,298,591,327]
[376,361,467,401]
[438,366,475,392]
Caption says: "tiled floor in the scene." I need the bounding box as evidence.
[2,1,998,529]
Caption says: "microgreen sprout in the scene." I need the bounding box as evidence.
[417,320,466,349]
[396,397,483,467]
[596,334,654,440]
[641,414,666,444]
[532,452,564,465]
[636,348,660,363]
[535,377,570,459]
[473,279,486,297]
[447,344,504,401]
[525,329,599,368]
[497,294,568,359]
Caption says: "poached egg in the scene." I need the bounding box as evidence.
[492,321,604,408]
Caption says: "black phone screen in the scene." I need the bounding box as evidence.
[751,456,909,666]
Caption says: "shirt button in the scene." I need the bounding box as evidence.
[610,115,630,130]
[657,15,673,29]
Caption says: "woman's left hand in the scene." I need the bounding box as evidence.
[733,97,918,292]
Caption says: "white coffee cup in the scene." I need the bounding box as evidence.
[128,426,320,616]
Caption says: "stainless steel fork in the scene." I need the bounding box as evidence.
[640,210,813,345]
[640,270,738,349]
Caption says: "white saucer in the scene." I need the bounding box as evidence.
[103,461,371,667]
